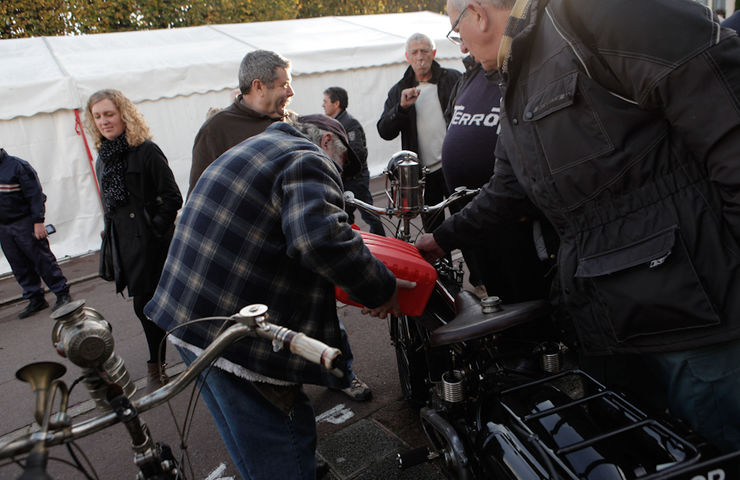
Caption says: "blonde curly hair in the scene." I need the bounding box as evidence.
[84,89,151,150]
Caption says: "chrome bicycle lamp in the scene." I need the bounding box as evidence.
[385,150,426,215]
[51,299,136,409]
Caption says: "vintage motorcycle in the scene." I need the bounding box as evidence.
[346,151,740,480]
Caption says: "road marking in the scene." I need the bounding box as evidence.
[204,462,234,480]
[315,404,354,424]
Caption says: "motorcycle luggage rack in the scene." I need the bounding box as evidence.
[497,369,702,479]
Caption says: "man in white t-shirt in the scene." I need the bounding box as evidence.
[377,33,461,233]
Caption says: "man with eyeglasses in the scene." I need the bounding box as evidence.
[377,33,461,234]
[417,0,740,453]
[441,29,554,305]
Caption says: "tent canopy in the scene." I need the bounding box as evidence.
[1,12,462,120]
[0,12,464,275]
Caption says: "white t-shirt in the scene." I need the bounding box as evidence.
[414,82,447,172]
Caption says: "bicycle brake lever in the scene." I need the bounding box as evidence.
[233,303,267,327]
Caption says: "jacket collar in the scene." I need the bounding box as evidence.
[402,60,445,86]
[462,55,479,73]
[234,95,284,121]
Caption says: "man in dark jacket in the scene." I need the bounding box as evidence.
[0,148,71,318]
[322,86,385,236]
[377,33,461,233]
[417,0,740,452]
[188,49,295,196]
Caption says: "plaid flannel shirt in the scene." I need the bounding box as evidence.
[144,122,396,386]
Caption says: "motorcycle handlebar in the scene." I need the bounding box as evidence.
[343,191,388,215]
[427,187,480,212]
[344,187,479,219]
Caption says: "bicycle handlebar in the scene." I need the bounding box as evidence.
[0,304,343,460]
[343,191,388,215]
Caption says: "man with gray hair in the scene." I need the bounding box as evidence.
[418,0,740,452]
[146,114,409,479]
[188,49,295,195]
[377,33,460,234]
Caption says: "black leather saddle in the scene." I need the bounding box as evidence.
[429,291,551,347]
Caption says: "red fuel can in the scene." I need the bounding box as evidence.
[335,227,438,316]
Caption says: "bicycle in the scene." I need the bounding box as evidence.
[0,299,343,479]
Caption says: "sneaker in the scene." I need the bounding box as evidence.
[52,293,72,312]
[340,377,372,401]
[18,297,49,319]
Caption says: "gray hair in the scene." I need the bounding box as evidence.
[405,33,435,51]
[448,0,515,11]
[238,50,291,94]
[294,122,347,156]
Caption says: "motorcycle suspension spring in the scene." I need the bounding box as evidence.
[540,342,562,373]
[442,370,464,403]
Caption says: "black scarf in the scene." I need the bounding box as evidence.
[99,133,130,212]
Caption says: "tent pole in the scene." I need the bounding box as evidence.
[74,109,102,208]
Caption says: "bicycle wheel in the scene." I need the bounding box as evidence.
[390,314,430,407]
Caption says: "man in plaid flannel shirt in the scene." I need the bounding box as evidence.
[144,115,407,479]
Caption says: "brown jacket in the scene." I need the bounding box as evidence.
[189,96,293,195]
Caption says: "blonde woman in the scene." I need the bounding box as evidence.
[85,89,182,387]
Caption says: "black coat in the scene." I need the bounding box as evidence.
[435,0,740,355]
[97,140,182,296]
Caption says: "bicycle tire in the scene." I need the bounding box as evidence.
[390,314,430,407]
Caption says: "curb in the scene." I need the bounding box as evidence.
[0,265,101,308]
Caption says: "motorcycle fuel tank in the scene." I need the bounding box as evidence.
[335,226,437,316]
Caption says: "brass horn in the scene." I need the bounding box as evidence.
[16,362,67,426]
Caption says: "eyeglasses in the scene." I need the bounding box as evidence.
[446,7,468,46]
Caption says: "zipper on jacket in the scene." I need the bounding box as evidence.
[544,6,639,106]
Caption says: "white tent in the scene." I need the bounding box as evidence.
[0,11,464,275]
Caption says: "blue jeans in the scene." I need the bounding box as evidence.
[317,320,355,390]
[177,347,317,480]
[652,339,740,452]
[339,320,355,381]
[420,169,448,235]
[584,338,740,453]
